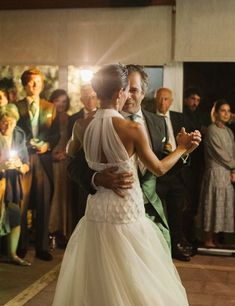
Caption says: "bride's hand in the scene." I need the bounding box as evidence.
[176,127,193,151]
[186,130,202,154]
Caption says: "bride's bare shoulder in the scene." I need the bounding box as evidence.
[112,117,143,136]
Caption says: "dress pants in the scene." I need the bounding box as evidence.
[19,154,52,253]
[156,174,187,247]
[67,181,88,236]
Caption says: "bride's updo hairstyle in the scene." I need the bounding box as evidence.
[91,64,128,100]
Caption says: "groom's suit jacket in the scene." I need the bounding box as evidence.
[67,108,85,139]
[138,109,171,247]
[67,108,171,248]
[67,107,90,234]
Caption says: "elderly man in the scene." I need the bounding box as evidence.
[67,84,98,233]
[16,68,59,261]
[68,83,98,138]
[154,87,193,261]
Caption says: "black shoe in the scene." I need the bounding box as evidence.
[17,248,27,258]
[182,238,199,257]
[179,239,197,257]
[36,251,53,261]
[172,245,191,262]
[188,244,198,257]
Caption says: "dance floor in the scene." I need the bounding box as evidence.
[1,249,235,306]
[0,247,63,306]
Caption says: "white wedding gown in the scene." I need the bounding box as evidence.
[53,109,188,306]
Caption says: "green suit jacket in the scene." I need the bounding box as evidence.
[139,170,171,250]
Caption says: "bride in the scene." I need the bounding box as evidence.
[53,64,199,306]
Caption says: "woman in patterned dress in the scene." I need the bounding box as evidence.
[199,99,235,248]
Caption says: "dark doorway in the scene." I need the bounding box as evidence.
[184,62,235,113]
[184,62,235,135]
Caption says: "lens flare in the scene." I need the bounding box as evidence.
[9,149,17,159]
[80,69,93,83]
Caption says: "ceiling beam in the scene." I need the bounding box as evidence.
[0,0,175,10]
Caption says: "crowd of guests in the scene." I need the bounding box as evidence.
[0,65,234,267]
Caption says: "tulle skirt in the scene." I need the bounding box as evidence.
[53,216,188,306]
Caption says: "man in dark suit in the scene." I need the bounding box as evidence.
[67,84,98,233]
[67,65,171,248]
[16,68,59,261]
[183,88,210,244]
[154,87,192,261]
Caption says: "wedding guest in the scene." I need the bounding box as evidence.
[16,68,60,261]
[67,84,98,233]
[49,89,70,247]
[67,83,98,138]
[0,104,30,266]
[154,87,193,261]
[199,99,235,247]
[0,78,18,104]
[0,88,9,107]
[183,87,210,244]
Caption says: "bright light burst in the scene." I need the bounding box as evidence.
[9,149,17,159]
[80,69,93,83]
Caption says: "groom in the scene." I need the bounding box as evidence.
[67,65,200,253]
[68,65,173,249]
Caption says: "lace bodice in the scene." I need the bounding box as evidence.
[83,109,145,224]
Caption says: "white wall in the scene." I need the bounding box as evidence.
[0,7,172,66]
[175,0,235,61]
[163,62,183,112]
[2,2,234,110]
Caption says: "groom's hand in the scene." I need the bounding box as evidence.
[94,166,134,198]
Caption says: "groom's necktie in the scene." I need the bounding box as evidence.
[128,114,139,121]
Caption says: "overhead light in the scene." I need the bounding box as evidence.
[80,69,93,83]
